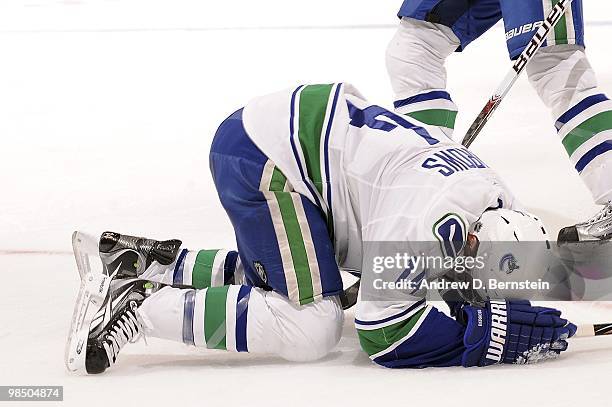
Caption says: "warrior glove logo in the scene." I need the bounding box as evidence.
[486,300,508,363]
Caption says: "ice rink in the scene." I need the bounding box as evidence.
[2,1,612,406]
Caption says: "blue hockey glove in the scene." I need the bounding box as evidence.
[460,299,576,366]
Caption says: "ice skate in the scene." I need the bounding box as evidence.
[99,231,182,278]
[71,230,182,280]
[558,202,612,243]
[65,272,162,374]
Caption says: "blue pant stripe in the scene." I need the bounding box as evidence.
[224,251,239,285]
[172,248,188,285]
[288,85,323,209]
[575,140,612,173]
[235,285,251,352]
[393,91,453,109]
[556,94,609,131]
[323,83,342,219]
[182,290,196,346]
[355,298,426,326]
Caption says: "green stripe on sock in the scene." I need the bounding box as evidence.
[552,0,568,44]
[406,109,457,129]
[204,285,229,350]
[275,192,314,304]
[192,249,219,289]
[298,84,333,196]
[562,111,612,156]
[357,308,425,357]
[269,167,288,192]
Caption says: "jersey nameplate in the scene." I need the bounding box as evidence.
[421,147,488,177]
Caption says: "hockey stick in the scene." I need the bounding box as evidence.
[340,278,360,310]
[575,323,612,338]
[461,0,574,148]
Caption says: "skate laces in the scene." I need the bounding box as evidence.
[585,202,612,225]
[103,302,143,365]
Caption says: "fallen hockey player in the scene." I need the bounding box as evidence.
[66,83,578,373]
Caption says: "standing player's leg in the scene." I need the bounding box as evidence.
[501,0,612,241]
[386,0,502,135]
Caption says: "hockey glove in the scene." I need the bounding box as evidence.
[459,299,576,366]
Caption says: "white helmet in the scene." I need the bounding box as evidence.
[463,209,552,299]
[467,208,550,245]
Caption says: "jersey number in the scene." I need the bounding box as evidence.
[347,101,439,145]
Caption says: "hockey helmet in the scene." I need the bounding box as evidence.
[462,209,552,299]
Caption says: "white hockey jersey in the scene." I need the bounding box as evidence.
[243,83,519,343]
[243,82,517,266]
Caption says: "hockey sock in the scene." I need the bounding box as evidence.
[527,45,612,203]
[137,286,344,361]
[140,248,245,287]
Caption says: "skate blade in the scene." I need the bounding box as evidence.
[72,231,102,280]
[64,272,111,373]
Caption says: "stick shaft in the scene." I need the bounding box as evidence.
[575,323,612,338]
[461,0,574,148]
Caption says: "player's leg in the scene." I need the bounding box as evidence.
[209,108,344,305]
[500,1,612,240]
[65,108,345,374]
[66,273,342,374]
[146,246,245,286]
[148,107,345,360]
[138,284,343,361]
[91,230,246,287]
[387,0,502,135]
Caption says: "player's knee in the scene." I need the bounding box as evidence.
[527,45,596,115]
[385,19,426,78]
[386,18,458,101]
[278,297,344,362]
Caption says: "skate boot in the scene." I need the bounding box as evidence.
[65,272,162,374]
[98,231,182,279]
[558,202,612,243]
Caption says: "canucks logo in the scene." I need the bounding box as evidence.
[499,253,519,275]
[253,261,267,283]
[433,213,466,258]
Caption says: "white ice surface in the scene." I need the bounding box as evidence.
[1,1,612,406]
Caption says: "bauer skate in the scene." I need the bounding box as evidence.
[71,230,181,280]
[558,202,612,243]
[65,272,162,374]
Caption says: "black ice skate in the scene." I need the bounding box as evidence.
[72,230,182,280]
[558,202,612,243]
[99,231,182,278]
[65,272,162,374]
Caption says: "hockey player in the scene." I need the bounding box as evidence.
[386,0,612,243]
[66,83,575,374]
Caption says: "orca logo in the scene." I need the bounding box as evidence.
[499,253,519,275]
